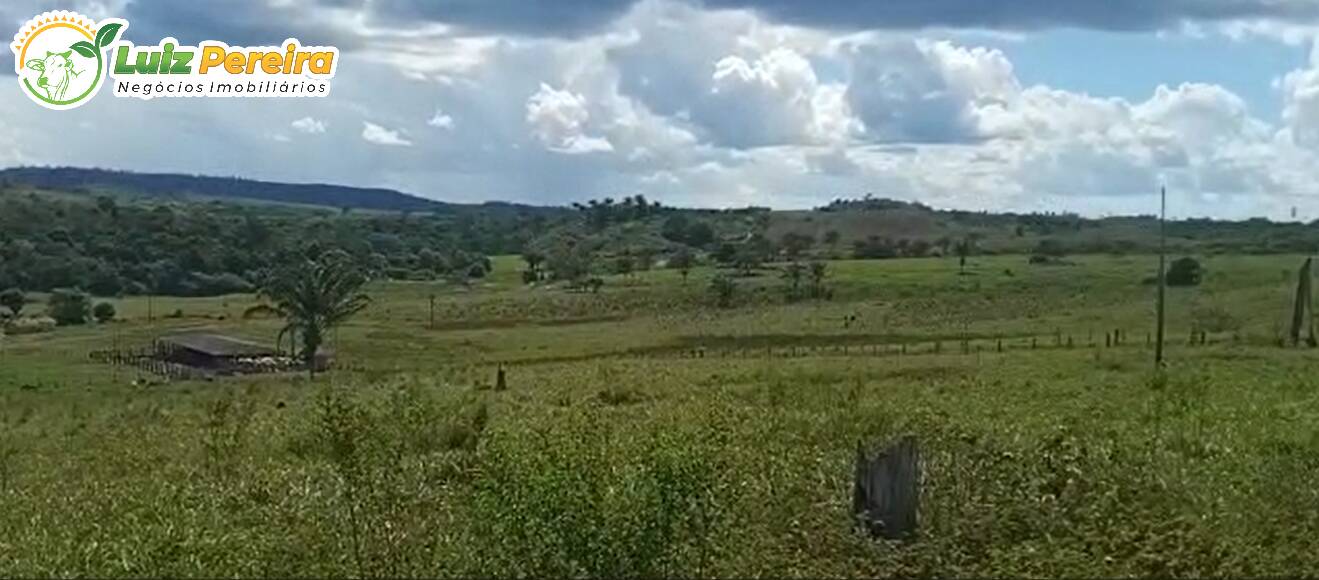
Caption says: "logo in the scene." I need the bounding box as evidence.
[11,10,338,110]
[10,11,124,110]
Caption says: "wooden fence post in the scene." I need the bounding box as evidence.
[853,437,920,541]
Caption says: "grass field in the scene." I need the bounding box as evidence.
[2,253,1318,577]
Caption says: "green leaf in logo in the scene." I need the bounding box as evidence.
[70,41,97,59]
[95,23,123,48]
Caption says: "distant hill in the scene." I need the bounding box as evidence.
[0,166,463,213]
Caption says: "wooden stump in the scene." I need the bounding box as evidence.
[853,437,920,541]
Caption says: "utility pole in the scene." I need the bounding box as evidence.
[1155,185,1167,368]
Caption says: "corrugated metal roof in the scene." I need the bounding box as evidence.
[160,333,276,357]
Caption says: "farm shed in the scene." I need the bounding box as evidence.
[156,333,278,371]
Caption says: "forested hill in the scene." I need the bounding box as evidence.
[0,167,461,213]
[0,184,561,297]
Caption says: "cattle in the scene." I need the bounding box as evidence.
[25,51,82,101]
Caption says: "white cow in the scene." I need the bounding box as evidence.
[26,51,81,101]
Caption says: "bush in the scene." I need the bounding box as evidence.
[47,289,92,326]
[1032,238,1067,258]
[0,288,24,317]
[93,302,116,323]
[1167,257,1203,287]
[463,416,726,578]
[709,273,737,308]
[3,316,56,335]
[1191,302,1241,334]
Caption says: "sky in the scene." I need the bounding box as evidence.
[7,1,1319,219]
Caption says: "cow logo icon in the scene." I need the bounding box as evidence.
[10,11,125,110]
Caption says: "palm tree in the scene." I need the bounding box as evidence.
[259,249,371,378]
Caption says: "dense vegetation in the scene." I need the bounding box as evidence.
[0,167,455,213]
[0,188,545,296]
[6,171,1319,307]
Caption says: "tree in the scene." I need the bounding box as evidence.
[258,250,371,378]
[95,196,118,218]
[854,236,899,260]
[1166,257,1203,287]
[522,250,545,283]
[685,221,715,248]
[734,234,772,276]
[467,262,488,280]
[709,273,737,308]
[612,254,635,277]
[808,261,829,299]
[823,230,841,250]
[661,214,691,243]
[634,248,656,272]
[669,248,695,284]
[0,288,24,317]
[782,261,805,301]
[955,236,975,274]
[93,302,116,323]
[780,232,814,260]
[47,289,92,326]
[546,240,592,283]
[713,243,738,265]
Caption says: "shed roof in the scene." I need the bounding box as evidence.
[160,333,277,357]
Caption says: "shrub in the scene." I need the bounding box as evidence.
[47,289,91,326]
[1167,257,1203,287]
[463,417,726,578]
[0,288,24,317]
[1191,302,1241,334]
[93,302,116,323]
[1033,238,1068,258]
[3,316,56,335]
[709,273,737,308]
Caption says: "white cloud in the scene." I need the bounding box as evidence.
[1281,43,1319,148]
[291,117,327,134]
[525,83,615,154]
[361,121,414,146]
[845,39,1019,143]
[428,109,456,129]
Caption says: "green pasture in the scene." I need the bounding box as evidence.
[1,254,1317,576]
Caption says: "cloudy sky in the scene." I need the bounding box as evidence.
[8,1,1319,218]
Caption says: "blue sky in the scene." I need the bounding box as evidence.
[5,0,1319,219]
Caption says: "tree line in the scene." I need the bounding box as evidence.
[0,191,543,297]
